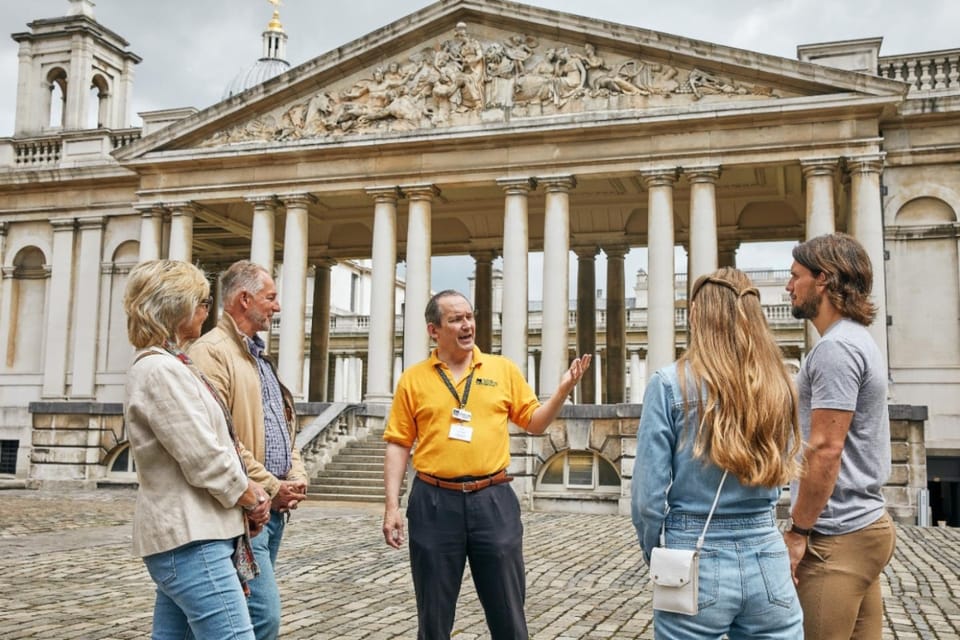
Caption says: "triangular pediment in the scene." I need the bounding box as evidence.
[116,0,908,160]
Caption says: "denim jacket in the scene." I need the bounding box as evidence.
[631,362,780,563]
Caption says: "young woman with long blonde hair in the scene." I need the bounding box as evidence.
[632,267,804,639]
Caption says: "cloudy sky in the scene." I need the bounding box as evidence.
[2,0,958,296]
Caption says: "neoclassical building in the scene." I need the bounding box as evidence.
[0,0,956,522]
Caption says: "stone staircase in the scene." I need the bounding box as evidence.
[307,431,406,502]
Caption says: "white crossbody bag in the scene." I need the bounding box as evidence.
[649,470,728,615]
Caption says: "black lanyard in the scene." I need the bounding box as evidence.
[436,365,475,409]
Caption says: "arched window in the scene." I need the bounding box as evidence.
[6,247,48,372]
[104,241,139,371]
[46,67,67,129]
[108,443,136,477]
[537,450,621,492]
[89,74,110,129]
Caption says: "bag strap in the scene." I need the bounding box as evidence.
[659,469,729,552]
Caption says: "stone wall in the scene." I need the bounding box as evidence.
[24,401,929,525]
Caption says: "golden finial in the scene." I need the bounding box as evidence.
[266,0,284,32]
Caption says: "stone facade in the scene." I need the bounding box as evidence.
[0,0,957,522]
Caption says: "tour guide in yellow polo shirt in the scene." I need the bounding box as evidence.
[382,289,591,640]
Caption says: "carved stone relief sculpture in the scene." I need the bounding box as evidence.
[203,22,779,146]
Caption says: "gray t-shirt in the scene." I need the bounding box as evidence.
[791,318,890,535]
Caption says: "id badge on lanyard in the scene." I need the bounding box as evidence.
[438,366,474,442]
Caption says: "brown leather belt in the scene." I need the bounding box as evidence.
[416,469,513,493]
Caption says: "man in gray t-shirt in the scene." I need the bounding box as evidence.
[784,233,896,640]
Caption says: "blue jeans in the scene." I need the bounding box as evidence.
[143,538,255,640]
[247,510,285,640]
[654,511,803,640]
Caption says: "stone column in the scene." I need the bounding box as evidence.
[471,250,495,353]
[334,356,346,401]
[167,202,196,263]
[137,205,164,262]
[539,176,575,399]
[277,193,313,398]
[202,267,222,335]
[643,168,679,373]
[687,166,721,282]
[527,352,538,394]
[309,259,334,402]
[801,158,839,347]
[248,196,278,274]
[801,158,839,240]
[718,241,739,268]
[629,349,644,403]
[42,219,76,397]
[365,187,400,403]
[402,184,438,368]
[575,246,598,404]
[847,153,888,363]
[605,244,628,404]
[497,178,536,373]
[70,217,104,398]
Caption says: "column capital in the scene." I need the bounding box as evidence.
[573,245,600,260]
[538,175,576,192]
[76,216,105,231]
[245,195,279,208]
[497,177,537,194]
[279,193,316,208]
[685,165,721,184]
[603,244,630,259]
[133,202,166,216]
[0,221,9,236]
[401,184,441,201]
[164,201,198,217]
[50,218,76,232]
[366,186,402,203]
[845,153,885,176]
[312,257,338,269]
[640,167,680,188]
[470,249,498,262]
[800,157,841,178]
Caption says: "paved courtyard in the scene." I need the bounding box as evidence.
[0,488,958,639]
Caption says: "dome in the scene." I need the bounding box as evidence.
[223,57,290,99]
[222,8,290,100]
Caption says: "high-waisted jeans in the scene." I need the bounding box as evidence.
[653,511,803,640]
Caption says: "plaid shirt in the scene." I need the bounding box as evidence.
[246,335,292,479]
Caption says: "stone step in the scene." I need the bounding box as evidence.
[322,461,383,472]
[307,484,383,500]
[309,477,386,487]
[322,454,384,463]
[306,492,385,503]
[312,469,387,479]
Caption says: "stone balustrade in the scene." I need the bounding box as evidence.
[878,50,960,93]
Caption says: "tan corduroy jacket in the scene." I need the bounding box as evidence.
[188,313,308,498]
[125,347,247,557]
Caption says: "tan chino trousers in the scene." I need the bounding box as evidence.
[796,511,897,640]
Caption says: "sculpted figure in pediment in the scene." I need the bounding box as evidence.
[200,24,780,147]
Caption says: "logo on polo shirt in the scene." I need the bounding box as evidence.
[475,377,498,387]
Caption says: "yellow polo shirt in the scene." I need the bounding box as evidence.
[384,347,540,478]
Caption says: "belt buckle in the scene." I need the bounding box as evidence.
[461,480,479,493]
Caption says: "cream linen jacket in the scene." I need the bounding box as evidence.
[124,347,247,557]
[188,313,308,498]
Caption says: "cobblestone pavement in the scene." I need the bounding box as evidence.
[1,489,958,639]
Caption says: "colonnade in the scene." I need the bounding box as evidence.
[124,155,886,405]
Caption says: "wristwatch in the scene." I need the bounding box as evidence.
[788,520,813,536]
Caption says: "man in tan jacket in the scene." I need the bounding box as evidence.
[190,260,308,640]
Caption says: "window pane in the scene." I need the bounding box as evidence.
[111,448,129,473]
[0,440,17,474]
[567,451,593,487]
[598,457,621,487]
[541,456,564,484]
